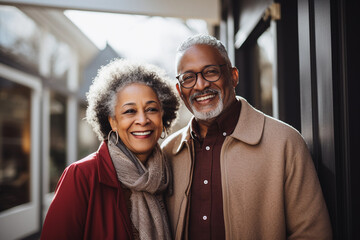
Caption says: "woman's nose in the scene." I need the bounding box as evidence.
[135,112,149,125]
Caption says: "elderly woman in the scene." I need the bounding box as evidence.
[41,59,179,240]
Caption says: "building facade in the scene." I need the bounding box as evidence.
[0,0,358,239]
[0,6,100,239]
[220,0,359,239]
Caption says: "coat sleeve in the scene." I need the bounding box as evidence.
[41,163,90,240]
[284,136,332,239]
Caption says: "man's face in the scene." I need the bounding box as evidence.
[176,44,238,121]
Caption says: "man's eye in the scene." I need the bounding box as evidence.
[182,74,195,81]
[204,68,219,75]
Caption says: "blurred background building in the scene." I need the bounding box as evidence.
[0,0,358,239]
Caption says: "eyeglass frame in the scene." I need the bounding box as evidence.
[176,64,227,89]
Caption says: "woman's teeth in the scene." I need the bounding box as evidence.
[132,131,151,136]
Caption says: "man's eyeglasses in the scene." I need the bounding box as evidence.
[176,64,227,89]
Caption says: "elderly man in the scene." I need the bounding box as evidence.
[161,34,332,240]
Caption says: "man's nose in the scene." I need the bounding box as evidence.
[193,73,210,90]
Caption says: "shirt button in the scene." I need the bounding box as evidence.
[203,180,208,184]
[205,146,210,150]
[203,215,208,220]
[223,132,227,136]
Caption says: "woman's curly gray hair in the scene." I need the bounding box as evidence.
[86,58,180,141]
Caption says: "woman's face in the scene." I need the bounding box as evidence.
[109,83,163,162]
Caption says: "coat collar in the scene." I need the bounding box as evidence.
[231,96,265,145]
[172,97,265,154]
[96,141,118,188]
[173,121,192,154]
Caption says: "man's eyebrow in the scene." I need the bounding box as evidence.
[182,64,216,73]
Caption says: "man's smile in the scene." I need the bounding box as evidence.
[195,93,216,102]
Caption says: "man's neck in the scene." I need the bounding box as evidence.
[195,118,216,139]
[194,98,238,139]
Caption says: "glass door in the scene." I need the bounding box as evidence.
[0,64,41,240]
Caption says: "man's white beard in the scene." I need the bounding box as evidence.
[190,92,224,121]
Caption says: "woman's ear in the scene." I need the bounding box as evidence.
[108,116,116,130]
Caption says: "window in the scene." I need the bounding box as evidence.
[49,92,67,192]
[257,27,275,116]
[78,105,98,160]
[0,77,31,212]
[47,35,71,85]
[0,6,40,70]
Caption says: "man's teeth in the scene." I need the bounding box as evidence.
[196,94,215,101]
[132,131,151,136]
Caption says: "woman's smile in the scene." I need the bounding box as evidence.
[131,130,152,137]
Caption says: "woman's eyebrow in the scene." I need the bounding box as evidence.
[146,100,159,104]
[121,102,136,108]
[121,100,159,108]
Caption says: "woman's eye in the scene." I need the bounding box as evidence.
[123,109,136,114]
[146,107,159,112]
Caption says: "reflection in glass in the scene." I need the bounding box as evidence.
[0,5,40,70]
[0,77,31,212]
[47,35,71,85]
[257,28,274,116]
[78,105,98,160]
[49,92,67,192]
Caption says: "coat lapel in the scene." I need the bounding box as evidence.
[96,141,133,239]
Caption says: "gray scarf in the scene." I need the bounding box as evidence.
[107,135,172,240]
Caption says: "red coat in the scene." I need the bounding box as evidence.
[41,142,133,240]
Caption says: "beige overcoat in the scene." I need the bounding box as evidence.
[161,97,332,240]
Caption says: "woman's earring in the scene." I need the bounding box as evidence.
[107,129,119,144]
[160,126,166,139]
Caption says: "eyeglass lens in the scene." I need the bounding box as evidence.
[179,65,222,88]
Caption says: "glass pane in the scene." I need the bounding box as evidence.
[0,77,31,212]
[49,92,67,192]
[78,105,98,159]
[47,34,70,86]
[257,28,274,116]
[0,5,40,70]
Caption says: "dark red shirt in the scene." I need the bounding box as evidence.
[188,100,241,240]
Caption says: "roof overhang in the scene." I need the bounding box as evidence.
[17,6,99,69]
[0,0,220,25]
